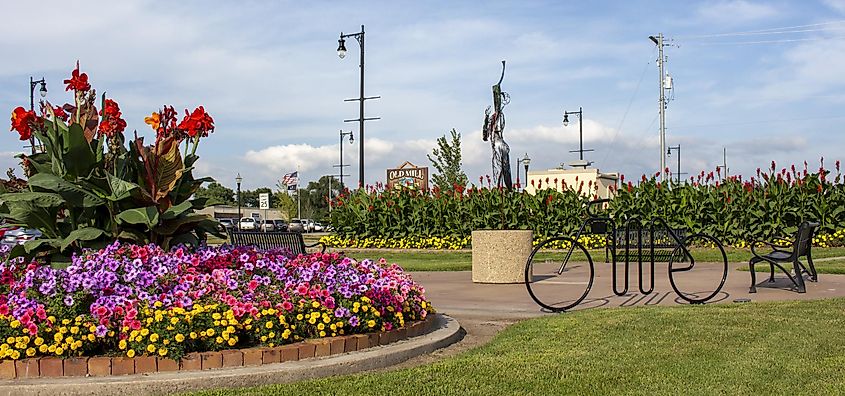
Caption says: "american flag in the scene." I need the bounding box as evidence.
[282,171,298,186]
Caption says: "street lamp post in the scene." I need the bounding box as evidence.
[338,129,354,187]
[338,25,380,189]
[667,145,682,184]
[521,153,531,191]
[563,107,593,168]
[29,77,47,155]
[235,173,243,227]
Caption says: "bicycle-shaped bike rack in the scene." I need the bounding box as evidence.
[525,199,729,312]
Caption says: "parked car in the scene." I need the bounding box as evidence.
[273,220,288,232]
[238,217,257,231]
[260,219,276,233]
[302,219,315,233]
[288,219,305,233]
[313,223,324,232]
[1,227,43,247]
[218,218,236,232]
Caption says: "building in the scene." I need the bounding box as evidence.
[523,167,618,198]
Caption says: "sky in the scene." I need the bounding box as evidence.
[2,0,845,190]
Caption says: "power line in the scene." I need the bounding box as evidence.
[601,56,652,165]
[685,35,845,46]
[678,19,845,39]
[674,114,845,130]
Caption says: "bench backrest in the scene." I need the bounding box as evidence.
[228,231,307,255]
[792,221,819,259]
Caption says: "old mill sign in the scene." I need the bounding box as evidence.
[387,161,429,190]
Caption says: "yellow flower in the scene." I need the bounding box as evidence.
[119,339,127,350]
[127,349,136,358]
[265,321,273,329]
[175,334,185,343]
[311,301,320,308]
[147,344,156,353]
[158,348,167,356]
[55,347,64,355]
[206,328,216,337]
[367,320,376,328]
[150,333,159,343]
[190,332,198,339]
[144,112,161,130]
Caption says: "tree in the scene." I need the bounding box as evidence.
[427,128,468,190]
[273,190,297,220]
[241,187,272,208]
[292,176,345,221]
[194,182,235,205]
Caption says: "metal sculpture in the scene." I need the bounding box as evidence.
[525,199,729,312]
[483,60,512,189]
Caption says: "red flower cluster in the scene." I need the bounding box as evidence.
[64,61,91,92]
[10,106,39,141]
[177,106,214,138]
[98,99,127,138]
[52,105,69,122]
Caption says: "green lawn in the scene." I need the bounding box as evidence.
[189,298,845,396]
[347,247,845,272]
[736,259,845,275]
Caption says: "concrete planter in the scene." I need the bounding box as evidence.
[472,229,533,283]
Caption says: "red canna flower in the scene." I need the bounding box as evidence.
[98,99,127,138]
[546,195,553,205]
[817,184,823,193]
[641,174,647,183]
[177,106,215,138]
[771,160,776,171]
[837,160,841,173]
[64,61,91,92]
[627,182,633,193]
[10,106,38,140]
[620,174,625,183]
[530,179,535,187]
[52,105,69,121]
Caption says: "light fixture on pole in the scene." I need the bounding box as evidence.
[521,153,531,190]
[563,107,593,169]
[29,77,47,155]
[667,145,685,184]
[337,25,380,189]
[235,173,243,227]
[336,129,354,188]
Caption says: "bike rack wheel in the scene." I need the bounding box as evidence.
[524,237,595,312]
[667,233,728,304]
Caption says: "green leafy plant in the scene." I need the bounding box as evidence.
[1,62,222,260]
[330,159,845,248]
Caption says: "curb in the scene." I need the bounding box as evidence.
[0,314,461,396]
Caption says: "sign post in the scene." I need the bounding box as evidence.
[259,193,270,230]
[386,161,429,190]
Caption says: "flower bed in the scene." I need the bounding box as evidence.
[320,229,845,251]
[0,243,433,361]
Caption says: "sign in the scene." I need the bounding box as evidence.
[386,161,429,190]
[259,193,270,210]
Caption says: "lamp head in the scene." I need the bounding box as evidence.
[562,114,569,127]
[349,133,354,144]
[523,154,531,166]
[337,37,347,59]
[235,173,243,184]
[39,82,47,98]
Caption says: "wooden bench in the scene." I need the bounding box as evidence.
[227,231,326,255]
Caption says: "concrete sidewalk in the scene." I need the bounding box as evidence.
[413,262,845,320]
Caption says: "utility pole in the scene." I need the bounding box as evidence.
[650,33,670,182]
[722,147,729,180]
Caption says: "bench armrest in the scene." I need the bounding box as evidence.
[305,241,326,253]
[750,240,790,258]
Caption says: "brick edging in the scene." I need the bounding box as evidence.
[0,315,437,380]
